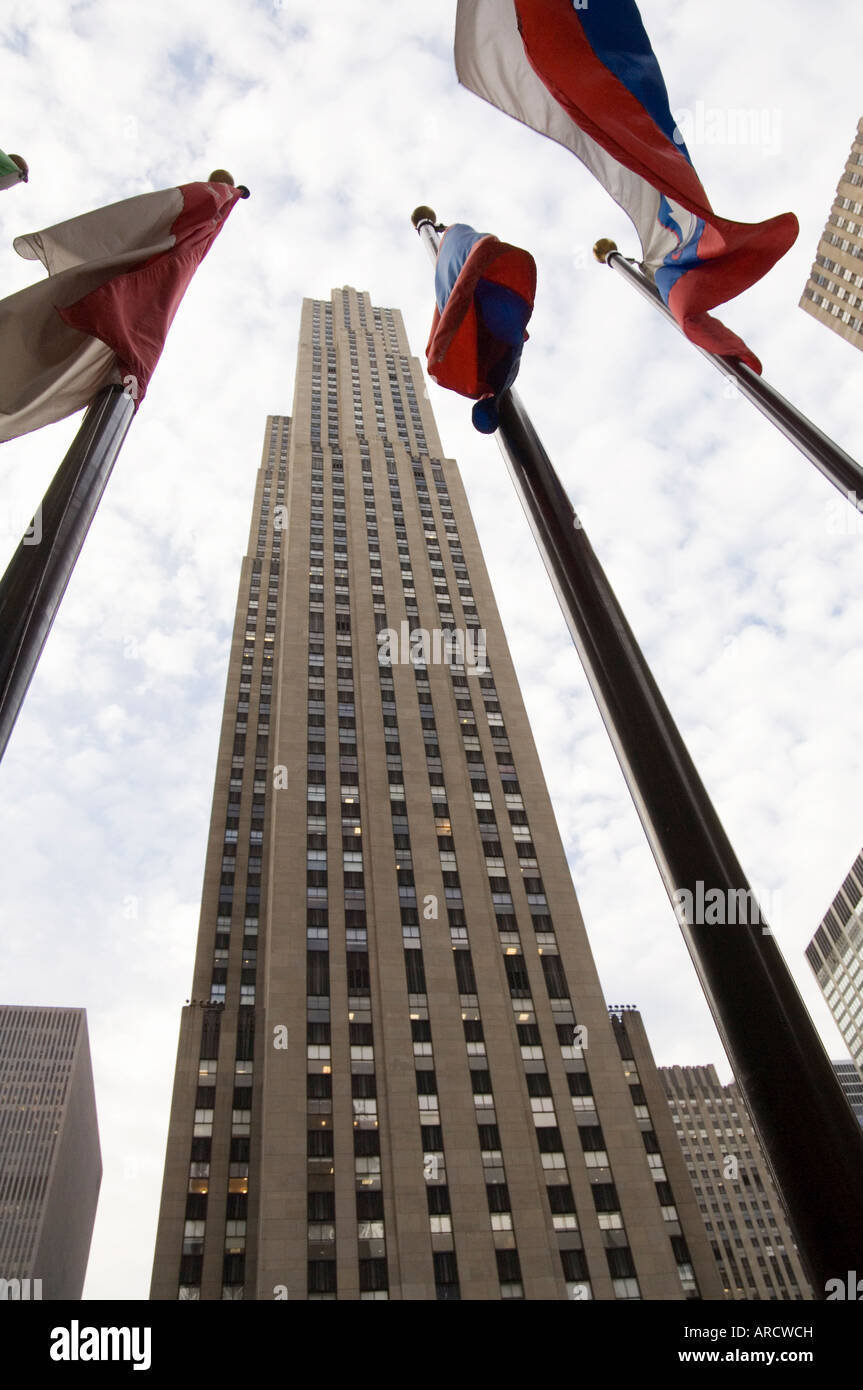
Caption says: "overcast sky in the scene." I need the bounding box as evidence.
[1,0,861,1301]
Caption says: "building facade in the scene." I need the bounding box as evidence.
[656,1061,811,1300]
[805,848,863,1080]
[151,288,721,1301]
[799,116,863,351]
[832,1060,863,1127]
[0,1006,101,1299]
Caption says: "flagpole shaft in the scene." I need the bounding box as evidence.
[496,388,863,1298]
[0,385,134,762]
[598,244,863,502]
[412,208,863,1296]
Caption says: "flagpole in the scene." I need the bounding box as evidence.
[0,384,134,762]
[412,206,863,1298]
[594,239,863,503]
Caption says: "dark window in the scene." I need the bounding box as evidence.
[236,1011,255,1062]
[591,1183,620,1213]
[548,1185,575,1214]
[179,1254,202,1284]
[453,951,477,994]
[579,1125,606,1152]
[526,1073,551,1097]
[346,951,370,991]
[359,1259,388,1292]
[352,1073,377,1098]
[356,1190,384,1220]
[308,1261,337,1294]
[308,1130,334,1157]
[354,1129,380,1156]
[308,1191,334,1221]
[504,955,531,993]
[540,954,569,999]
[496,1250,521,1283]
[561,1249,588,1282]
[433,1251,459,1300]
[486,1183,511,1213]
[607,1247,636,1279]
[404,951,427,993]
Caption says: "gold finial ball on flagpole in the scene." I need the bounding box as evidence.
[411,205,437,229]
[593,238,618,264]
[209,169,235,185]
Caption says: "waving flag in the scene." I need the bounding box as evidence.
[455,0,798,373]
[0,179,245,443]
[0,150,27,192]
[426,222,536,432]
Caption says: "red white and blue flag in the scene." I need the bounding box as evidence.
[426,222,536,432]
[455,0,798,373]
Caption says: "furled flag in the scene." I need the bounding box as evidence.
[0,150,28,191]
[454,0,798,373]
[426,221,536,433]
[0,179,245,443]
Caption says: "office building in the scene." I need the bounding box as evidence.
[0,1005,101,1299]
[657,1061,811,1300]
[151,288,721,1301]
[833,1060,863,1127]
[805,849,863,1079]
[800,116,863,350]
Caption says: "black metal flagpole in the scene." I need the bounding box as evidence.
[412,206,863,1297]
[0,384,134,761]
[594,238,863,504]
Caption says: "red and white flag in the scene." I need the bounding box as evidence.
[0,180,244,443]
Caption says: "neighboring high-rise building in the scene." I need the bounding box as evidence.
[0,1006,101,1299]
[832,1060,863,1128]
[151,288,721,1302]
[805,848,863,1080]
[654,1062,811,1301]
[799,116,863,351]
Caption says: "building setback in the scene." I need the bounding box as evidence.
[799,116,863,351]
[656,1061,811,1301]
[805,848,863,1080]
[0,1006,101,1299]
[151,288,721,1301]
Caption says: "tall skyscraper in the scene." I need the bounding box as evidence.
[151,288,720,1301]
[799,115,863,351]
[0,1006,101,1299]
[656,1062,811,1301]
[805,848,863,1080]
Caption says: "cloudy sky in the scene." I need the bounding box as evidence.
[1,0,861,1301]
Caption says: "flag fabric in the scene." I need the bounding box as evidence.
[0,150,27,192]
[0,180,244,443]
[426,222,536,432]
[454,0,798,373]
